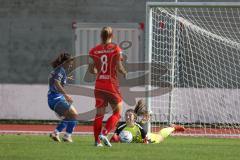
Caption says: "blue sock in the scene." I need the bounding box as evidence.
[66,120,77,134]
[56,120,67,132]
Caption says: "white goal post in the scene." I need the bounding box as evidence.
[146,2,240,137]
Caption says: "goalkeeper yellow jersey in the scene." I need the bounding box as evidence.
[114,122,147,143]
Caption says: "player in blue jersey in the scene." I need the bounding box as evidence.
[48,52,78,143]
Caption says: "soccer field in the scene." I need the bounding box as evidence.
[0,135,239,160]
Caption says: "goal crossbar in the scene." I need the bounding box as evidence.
[147,2,240,8]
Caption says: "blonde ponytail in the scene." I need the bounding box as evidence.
[101,26,113,44]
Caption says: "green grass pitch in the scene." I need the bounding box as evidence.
[0,135,239,160]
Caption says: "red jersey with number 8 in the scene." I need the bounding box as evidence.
[89,43,122,93]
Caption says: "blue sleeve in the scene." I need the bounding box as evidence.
[53,68,64,82]
[53,68,67,84]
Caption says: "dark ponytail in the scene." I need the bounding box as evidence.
[51,52,72,68]
[134,99,147,116]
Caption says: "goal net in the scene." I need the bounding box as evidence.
[146,2,240,137]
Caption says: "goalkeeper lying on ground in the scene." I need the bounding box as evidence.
[110,100,185,144]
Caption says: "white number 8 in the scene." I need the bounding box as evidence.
[100,55,108,73]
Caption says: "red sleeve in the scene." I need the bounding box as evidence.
[116,45,122,53]
[89,48,94,57]
[116,45,123,61]
[88,48,95,64]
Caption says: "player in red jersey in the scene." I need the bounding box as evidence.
[88,26,127,147]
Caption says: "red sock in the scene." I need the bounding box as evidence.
[94,114,104,143]
[102,112,121,135]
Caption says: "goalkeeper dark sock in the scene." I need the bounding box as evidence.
[56,120,67,132]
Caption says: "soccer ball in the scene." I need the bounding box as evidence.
[119,130,133,143]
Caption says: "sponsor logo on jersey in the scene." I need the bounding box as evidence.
[94,49,115,54]
[99,75,110,79]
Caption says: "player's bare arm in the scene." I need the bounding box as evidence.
[117,60,127,78]
[88,56,98,74]
[88,63,98,75]
[54,80,73,103]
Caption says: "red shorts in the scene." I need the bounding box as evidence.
[94,89,122,108]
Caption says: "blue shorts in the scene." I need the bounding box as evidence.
[48,95,71,118]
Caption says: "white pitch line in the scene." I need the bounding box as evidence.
[0,130,93,135]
